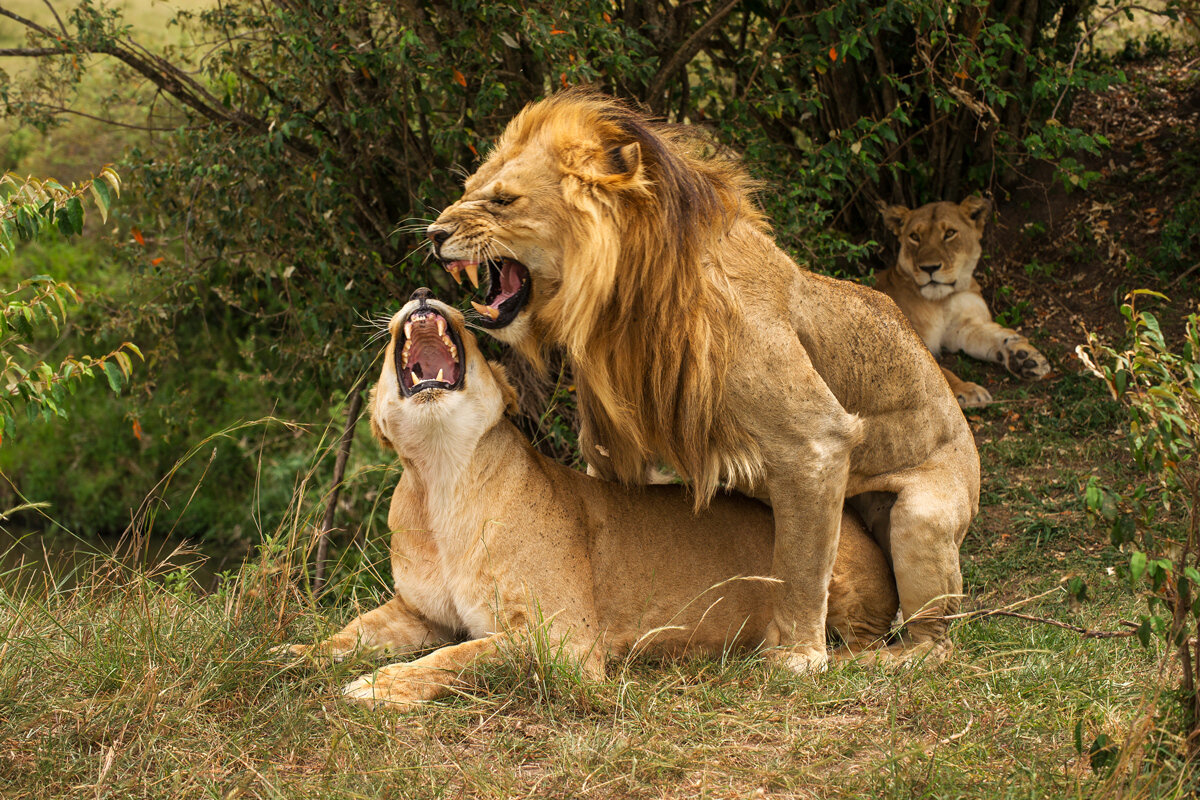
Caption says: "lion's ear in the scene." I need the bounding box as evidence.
[487,361,521,416]
[366,386,395,452]
[608,142,641,178]
[880,202,910,236]
[959,195,992,232]
[572,141,643,189]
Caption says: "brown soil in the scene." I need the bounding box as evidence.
[982,52,1200,354]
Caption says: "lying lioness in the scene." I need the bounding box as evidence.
[292,289,899,709]
[876,197,1051,407]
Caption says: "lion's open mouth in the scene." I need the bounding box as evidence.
[445,257,530,329]
[395,307,464,396]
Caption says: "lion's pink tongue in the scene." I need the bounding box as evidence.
[495,260,523,302]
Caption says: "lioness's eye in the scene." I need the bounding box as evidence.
[944,229,957,240]
[908,233,920,243]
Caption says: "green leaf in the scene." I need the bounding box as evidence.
[1129,551,1147,584]
[65,197,84,236]
[1136,617,1152,648]
[101,361,124,394]
[91,180,111,223]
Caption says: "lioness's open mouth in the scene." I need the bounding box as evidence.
[444,257,530,329]
[395,305,464,396]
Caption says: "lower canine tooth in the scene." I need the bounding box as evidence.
[410,370,419,385]
[436,369,444,382]
[471,300,500,321]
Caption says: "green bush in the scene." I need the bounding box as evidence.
[1080,291,1200,752]
[0,0,1126,539]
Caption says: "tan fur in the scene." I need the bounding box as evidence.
[429,90,979,671]
[290,302,900,709]
[876,198,1051,408]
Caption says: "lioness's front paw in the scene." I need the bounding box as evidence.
[766,644,829,675]
[269,643,310,659]
[997,337,1050,380]
[955,381,992,408]
[342,663,447,710]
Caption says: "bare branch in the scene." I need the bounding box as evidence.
[945,607,1138,639]
[39,0,67,37]
[647,0,742,109]
[0,47,68,57]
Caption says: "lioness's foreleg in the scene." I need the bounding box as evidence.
[945,318,1050,381]
[286,595,454,659]
[342,630,603,709]
[342,634,505,709]
[939,365,992,409]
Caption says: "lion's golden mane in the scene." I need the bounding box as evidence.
[497,90,769,503]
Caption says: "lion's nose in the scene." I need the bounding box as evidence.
[919,264,941,276]
[410,287,433,304]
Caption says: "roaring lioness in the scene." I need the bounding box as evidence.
[290,291,899,708]
[876,197,1052,408]
[426,89,978,670]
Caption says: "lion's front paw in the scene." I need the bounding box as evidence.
[954,381,992,408]
[766,644,829,675]
[997,338,1050,380]
[342,663,449,710]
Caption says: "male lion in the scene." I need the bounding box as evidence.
[288,291,899,708]
[876,197,1051,408]
[427,90,979,671]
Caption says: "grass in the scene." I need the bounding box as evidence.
[1,359,1198,799]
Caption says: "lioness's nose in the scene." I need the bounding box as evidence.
[427,226,452,247]
[919,264,941,276]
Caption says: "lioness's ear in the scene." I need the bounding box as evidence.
[366,386,395,452]
[880,202,910,236]
[487,361,521,416]
[960,195,992,232]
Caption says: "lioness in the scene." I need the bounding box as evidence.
[291,290,899,708]
[426,89,979,670]
[876,197,1051,408]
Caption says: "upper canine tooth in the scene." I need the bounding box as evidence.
[447,264,463,285]
[471,300,500,320]
[436,369,444,382]
[404,321,413,338]
[436,318,446,336]
[464,261,480,288]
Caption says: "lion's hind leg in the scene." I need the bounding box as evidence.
[868,460,975,664]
